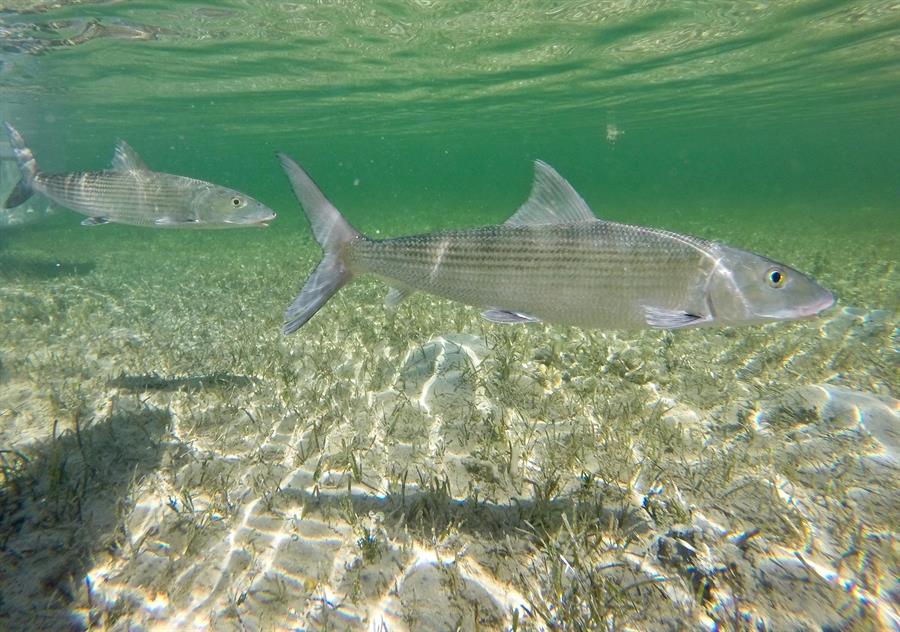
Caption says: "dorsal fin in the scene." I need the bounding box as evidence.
[111,140,150,172]
[504,160,597,226]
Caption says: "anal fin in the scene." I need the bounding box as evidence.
[81,216,110,226]
[481,309,542,324]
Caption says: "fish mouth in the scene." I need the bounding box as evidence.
[225,212,276,227]
[758,291,837,321]
[803,291,837,317]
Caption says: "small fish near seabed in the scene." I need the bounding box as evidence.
[2,122,276,228]
[278,153,835,334]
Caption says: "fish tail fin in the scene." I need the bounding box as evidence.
[3,122,38,209]
[278,152,364,334]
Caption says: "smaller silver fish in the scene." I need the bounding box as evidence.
[2,122,276,228]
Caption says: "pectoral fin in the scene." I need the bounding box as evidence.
[642,306,706,329]
[481,309,542,324]
[81,216,110,226]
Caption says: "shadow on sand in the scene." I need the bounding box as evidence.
[0,399,170,631]
[0,255,96,280]
[109,372,258,393]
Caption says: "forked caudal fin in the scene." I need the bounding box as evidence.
[278,152,363,334]
[2,122,39,209]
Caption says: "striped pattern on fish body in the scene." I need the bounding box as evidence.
[277,153,835,334]
[349,223,716,329]
[32,169,225,227]
[2,122,276,228]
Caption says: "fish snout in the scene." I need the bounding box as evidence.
[806,289,836,316]
[750,285,836,322]
[780,288,836,320]
[222,209,276,227]
[249,207,277,226]
[257,209,277,226]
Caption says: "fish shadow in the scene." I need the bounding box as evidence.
[0,256,96,279]
[286,479,645,544]
[0,399,171,631]
[246,474,656,626]
[109,372,258,393]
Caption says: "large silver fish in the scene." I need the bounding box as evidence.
[2,122,276,228]
[278,153,835,334]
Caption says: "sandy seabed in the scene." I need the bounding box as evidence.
[0,214,897,631]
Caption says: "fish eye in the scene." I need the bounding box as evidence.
[231,196,243,207]
[766,267,786,288]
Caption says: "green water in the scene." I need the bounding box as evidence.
[1,2,898,630]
